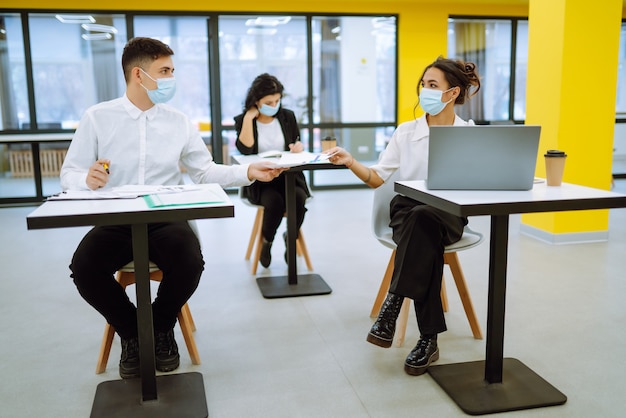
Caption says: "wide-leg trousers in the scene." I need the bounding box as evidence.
[388,195,466,335]
[69,222,204,339]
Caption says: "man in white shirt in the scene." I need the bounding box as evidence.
[61,37,284,379]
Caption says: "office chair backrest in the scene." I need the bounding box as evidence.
[371,166,401,250]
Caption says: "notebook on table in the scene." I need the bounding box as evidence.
[426,125,541,190]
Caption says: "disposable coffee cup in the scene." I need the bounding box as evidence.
[544,150,567,186]
[321,136,337,152]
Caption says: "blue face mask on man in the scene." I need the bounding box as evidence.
[140,68,176,104]
[258,100,280,117]
[419,87,455,116]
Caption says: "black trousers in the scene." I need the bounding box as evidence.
[69,222,204,339]
[388,195,466,336]
[253,175,307,242]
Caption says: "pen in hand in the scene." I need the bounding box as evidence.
[102,163,110,174]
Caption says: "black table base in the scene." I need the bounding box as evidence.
[428,358,567,415]
[257,274,332,298]
[91,372,208,418]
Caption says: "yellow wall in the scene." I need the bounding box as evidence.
[523,0,622,235]
[5,0,527,124]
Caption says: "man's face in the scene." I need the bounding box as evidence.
[139,56,175,90]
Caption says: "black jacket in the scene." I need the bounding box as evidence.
[234,108,310,203]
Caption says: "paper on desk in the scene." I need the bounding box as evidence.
[270,151,334,168]
[47,184,204,200]
[143,187,225,208]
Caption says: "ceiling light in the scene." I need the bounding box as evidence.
[81,33,113,41]
[81,23,118,34]
[245,16,291,27]
[55,14,95,24]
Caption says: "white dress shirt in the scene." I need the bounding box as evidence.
[61,95,252,190]
[370,114,473,182]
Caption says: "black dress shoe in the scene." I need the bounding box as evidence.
[155,329,180,372]
[404,334,439,376]
[260,238,272,268]
[366,293,404,348]
[119,336,140,379]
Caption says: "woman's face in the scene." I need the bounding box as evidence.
[420,66,458,104]
[256,93,281,109]
[421,67,450,91]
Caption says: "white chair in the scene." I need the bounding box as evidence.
[370,170,484,347]
[239,187,313,275]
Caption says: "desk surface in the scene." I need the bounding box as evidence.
[395,180,626,217]
[26,184,234,230]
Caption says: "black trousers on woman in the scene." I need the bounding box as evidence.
[69,222,204,339]
[388,195,467,336]
[253,174,307,242]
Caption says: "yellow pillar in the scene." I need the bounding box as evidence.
[523,0,622,243]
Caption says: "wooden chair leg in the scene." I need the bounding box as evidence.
[245,208,263,261]
[181,303,196,332]
[96,323,116,374]
[444,252,483,340]
[371,250,396,318]
[250,217,264,275]
[440,274,449,312]
[178,304,201,365]
[296,231,313,271]
[393,298,410,347]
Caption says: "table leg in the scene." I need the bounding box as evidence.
[256,172,332,298]
[427,215,566,415]
[91,223,208,417]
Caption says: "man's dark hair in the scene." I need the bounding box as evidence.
[121,37,174,83]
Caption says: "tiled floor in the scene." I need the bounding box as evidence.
[1,181,625,417]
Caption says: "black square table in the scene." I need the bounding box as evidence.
[394,180,626,415]
[26,184,234,417]
[232,154,344,298]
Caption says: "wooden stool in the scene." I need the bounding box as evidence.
[95,262,200,374]
[370,242,484,347]
[243,205,313,275]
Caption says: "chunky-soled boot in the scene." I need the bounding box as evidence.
[366,293,404,348]
[404,334,439,376]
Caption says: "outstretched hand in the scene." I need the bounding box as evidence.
[324,147,354,167]
[248,160,288,182]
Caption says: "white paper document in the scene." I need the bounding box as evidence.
[265,151,334,168]
[47,184,205,201]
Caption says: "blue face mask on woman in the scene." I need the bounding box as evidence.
[419,87,454,116]
[140,69,176,104]
[258,100,280,117]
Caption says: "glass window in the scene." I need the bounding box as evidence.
[0,14,29,131]
[28,13,127,130]
[616,23,626,115]
[218,15,308,129]
[448,18,514,122]
[513,21,528,121]
[312,16,396,124]
[134,16,211,130]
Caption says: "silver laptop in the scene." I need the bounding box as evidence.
[426,125,541,190]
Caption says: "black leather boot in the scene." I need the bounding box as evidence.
[404,334,439,376]
[367,293,404,348]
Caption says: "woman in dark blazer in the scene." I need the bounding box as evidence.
[235,73,310,268]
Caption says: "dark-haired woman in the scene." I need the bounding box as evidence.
[326,57,481,376]
[235,73,310,268]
